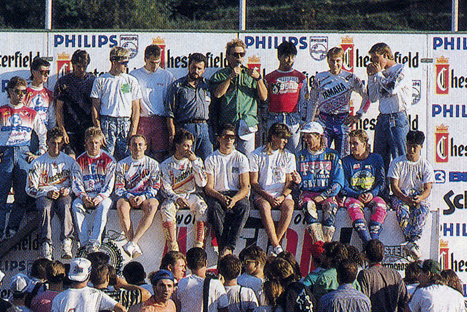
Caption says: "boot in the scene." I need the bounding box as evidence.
[194,221,206,248]
[322,226,335,242]
[306,223,324,244]
[369,220,382,240]
[162,221,179,251]
[353,219,371,243]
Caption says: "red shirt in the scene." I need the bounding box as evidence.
[265,69,307,113]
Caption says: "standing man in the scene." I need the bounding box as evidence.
[165,53,212,160]
[91,46,141,160]
[367,42,411,173]
[72,127,116,253]
[26,127,80,260]
[205,124,250,255]
[130,44,174,162]
[0,76,47,240]
[310,47,368,157]
[210,39,267,157]
[55,49,96,157]
[115,134,160,258]
[264,41,308,154]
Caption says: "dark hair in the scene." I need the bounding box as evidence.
[277,41,297,58]
[218,123,236,137]
[218,254,241,281]
[47,127,65,142]
[265,258,297,287]
[323,242,348,269]
[30,258,52,280]
[173,128,194,146]
[404,261,422,285]
[129,134,147,145]
[46,261,66,285]
[30,56,50,79]
[277,251,302,280]
[189,53,207,67]
[364,239,384,263]
[346,245,365,267]
[71,50,90,65]
[267,123,291,143]
[441,269,463,294]
[239,245,266,266]
[160,251,186,270]
[186,247,207,270]
[123,261,146,285]
[90,264,109,286]
[6,76,27,98]
[406,130,425,146]
[336,259,358,284]
[86,251,110,267]
[108,264,118,286]
[263,279,283,307]
[145,44,161,59]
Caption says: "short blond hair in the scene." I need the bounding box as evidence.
[226,39,246,55]
[109,46,129,62]
[327,47,344,59]
[368,42,394,60]
[85,126,104,143]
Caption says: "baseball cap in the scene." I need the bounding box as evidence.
[300,122,324,135]
[421,259,441,274]
[151,269,174,286]
[68,258,92,282]
[10,273,30,294]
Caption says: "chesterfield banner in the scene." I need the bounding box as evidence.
[0,30,465,294]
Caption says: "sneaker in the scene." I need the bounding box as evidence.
[41,242,53,260]
[273,245,284,255]
[267,245,284,257]
[86,241,100,254]
[132,243,143,258]
[123,241,143,258]
[404,241,422,260]
[61,238,73,259]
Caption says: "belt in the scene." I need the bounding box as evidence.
[380,110,406,116]
[182,119,207,124]
[319,112,348,118]
[101,115,130,120]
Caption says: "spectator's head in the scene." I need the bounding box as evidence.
[186,247,207,271]
[266,123,291,152]
[277,251,302,281]
[10,273,31,299]
[151,270,175,304]
[30,258,52,281]
[404,261,422,285]
[323,241,348,269]
[301,122,325,152]
[144,44,162,72]
[123,261,146,285]
[160,251,187,281]
[263,279,283,307]
[441,269,463,294]
[326,47,344,74]
[226,39,246,67]
[217,123,236,152]
[90,264,109,287]
[109,46,130,73]
[368,42,394,61]
[68,258,92,284]
[420,259,444,286]
[349,129,370,158]
[336,259,358,285]
[364,239,384,263]
[47,127,65,157]
[30,56,50,82]
[239,245,266,276]
[310,241,325,267]
[107,264,118,286]
[265,258,297,287]
[129,134,147,160]
[86,251,110,267]
[173,128,195,158]
[346,244,365,268]
[188,53,207,81]
[6,76,27,103]
[46,261,66,286]
[218,254,241,282]
[84,127,105,157]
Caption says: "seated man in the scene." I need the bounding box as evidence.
[205,124,250,255]
[26,127,80,260]
[297,122,344,243]
[249,123,300,256]
[388,130,434,260]
[72,127,116,253]
[160,128,208,252]
[115,134,160,258]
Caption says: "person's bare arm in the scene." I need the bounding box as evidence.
[92,98,101,129]
[250,171,274,205]
[167,117,175,146]
[214,68,239,98]
[390,177,411,205]
[115,276,151,301]
[112,303,127,312]
[205,173,229,207]
[230,172,250,207]
[129,99,140,137]
[55,99,70,144]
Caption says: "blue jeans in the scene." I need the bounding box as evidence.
[181,123,213,160]
[318,112,350,157]
[72,196,112,245]
[267,112,301,154]
[374,111,409,174]
[0,146,31,235]
[101,116,131,161]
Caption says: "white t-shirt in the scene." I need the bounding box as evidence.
[387,155,434,195]
[176,274,229,312]
[90,72,142,117]
[249,147,296,197]
[237,273,264,304]
[130,67,175,117]
[408,284,465,312]
[205,150,250,192]
[225,285,258,312]
[52,286,118,312]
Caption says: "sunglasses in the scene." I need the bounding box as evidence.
[221,134,236,141]
[232,52,245,58]
[12,89,27,96]
[36,69,50,76]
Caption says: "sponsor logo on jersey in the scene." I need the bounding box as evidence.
[435,56,449,94]
[309,36,328,61]
[340,36,354,73]
[435,124,449,163]
[120,34,138,59]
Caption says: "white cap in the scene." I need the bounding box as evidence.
[10,273,30,294]
[300,122,324,135]
[68,258,92,282]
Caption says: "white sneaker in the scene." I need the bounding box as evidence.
[267,245,284,257]
[404,241,422,260]
[273,245,284,255]
[41,242,53,260]
[123,241,142,258]
[61,238,73,259]
[132,243,142,258]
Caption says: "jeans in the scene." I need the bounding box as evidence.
[374,111,409,174]
[207,191,250,251]
[317,112,350,157]
[72,196,112,245]
[36,195,74,245]
[101,116,131,161]
[180,123,213,160]
[267,112,301,154]
[0,146,31,235]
